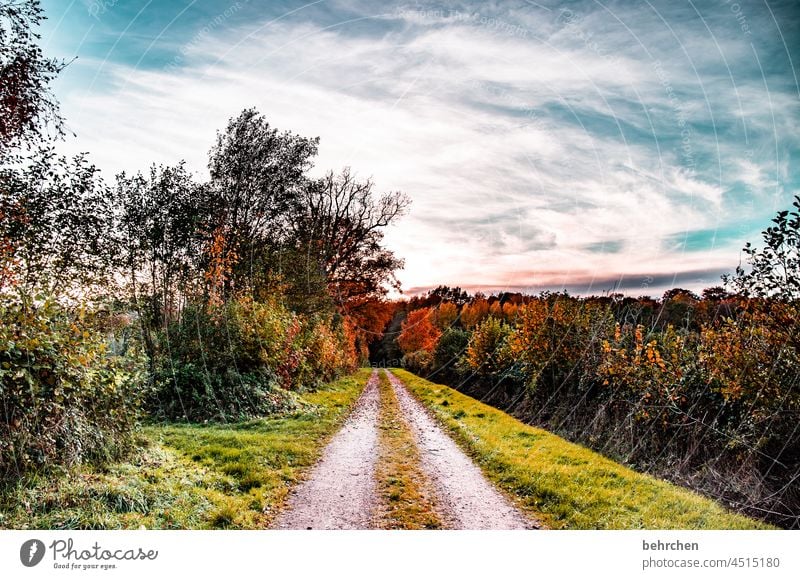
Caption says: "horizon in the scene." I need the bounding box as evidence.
[40,0,799,297]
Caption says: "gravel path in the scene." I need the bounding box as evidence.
[386,371,534,530]
[273,370,380,529]
[273,369,534,530]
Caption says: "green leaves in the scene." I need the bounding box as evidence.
[0,293,146,481]
[727,195,800,300]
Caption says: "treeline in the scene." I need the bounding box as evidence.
[374,206,800,528]
[0,2,403,480]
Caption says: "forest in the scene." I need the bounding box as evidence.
[1,0,797,530]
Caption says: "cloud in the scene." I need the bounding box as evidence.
[50,0,800,296]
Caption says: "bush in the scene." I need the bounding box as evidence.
[0,294,145,480]
[432,328,470,380]
[401,350,433,374]
[147,297,357,421]
[465,317,512,377]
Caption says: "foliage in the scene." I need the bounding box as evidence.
[0,0,64,158]
[397,307,440,355]
[460,298,489,329]
[0,294,146,480]
[465,316,512,377]
[390,286,799,527]
[432,327,470,380]
[507,298,613,400]
[289,167,410,307]
[147,297,357,421]
[431,301,458,330]
[699,302,800,455]
[116,163,207,329]
[726,195,800,300]
[207,108,319,297]
[401,349,433,374]
[0,149,117,293]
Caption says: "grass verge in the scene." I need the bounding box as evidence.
[374,370,442,529]
[0,369,371,529]
[390,369,773,530]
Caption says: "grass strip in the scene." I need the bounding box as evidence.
[374,370,442,529]
[0,369,371,529]
[390,369,773,530]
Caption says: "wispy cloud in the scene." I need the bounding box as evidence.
[46,0,800,296]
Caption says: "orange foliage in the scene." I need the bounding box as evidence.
[398,307,442,354]
[432,301,458,330]
[460,298,489,329]
[204,226,238,306]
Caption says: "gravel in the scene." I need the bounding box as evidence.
[386,371,535,530]
[272,370,380,529]
[273,369,535,530]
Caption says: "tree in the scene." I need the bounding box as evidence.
[662,288,700,302]
[0,148,117,293]
[426,285,470,306]
[726,195,800,300]
[460,297,489,329]
[115,163,206,339]
[207,108,319,296]
[701,286,730,301]
[288,167,409,308]
[397,307,441,354]
[0,0,64,158]
[431,301,458,329]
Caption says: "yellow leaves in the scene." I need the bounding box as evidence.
[645,341,666,371]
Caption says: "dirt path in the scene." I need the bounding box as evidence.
[274,369,534,529]
[386,371,534,529]
[273,370,381,529]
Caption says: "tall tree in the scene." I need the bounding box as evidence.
[115,163,207,361]
[207,108,319,295]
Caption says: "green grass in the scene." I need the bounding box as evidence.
[0,369,371,529]
[390,369,773,530]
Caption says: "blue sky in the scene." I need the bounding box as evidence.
[40,0,799,297]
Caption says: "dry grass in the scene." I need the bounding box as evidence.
[373,370,443,529]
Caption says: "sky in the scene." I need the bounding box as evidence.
[39,0,799,298]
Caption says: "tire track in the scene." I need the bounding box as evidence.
[386,370,535,529]
[273,370,380,529]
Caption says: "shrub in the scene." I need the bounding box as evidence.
[401,350,433,374]
[147,297,357,421]
[432,328,470,380]
[508,298,613,399]
[465,317,512,377]
[0,294,145,480]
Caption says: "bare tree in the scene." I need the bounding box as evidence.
[288,167,410,307]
